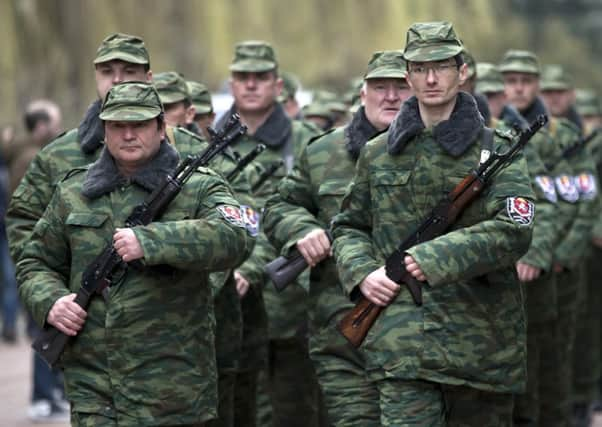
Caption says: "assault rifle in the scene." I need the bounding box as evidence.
[226,144,266,182]
[251,159,284,193]
[32,114,247,367]
[338,115,547,347]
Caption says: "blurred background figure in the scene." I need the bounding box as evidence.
[278,71,302,120]
[187,80,216,140]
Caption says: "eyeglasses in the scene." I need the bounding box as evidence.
[408,63,458,77]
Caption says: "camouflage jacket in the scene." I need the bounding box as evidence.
[332,93,534,392]
[586,128,602,238]
[16,142,254,425]
[217,103,318,343]
[263,107,381,333]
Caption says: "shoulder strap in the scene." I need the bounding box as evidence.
[165,126,176,147]
[479,127,494,166]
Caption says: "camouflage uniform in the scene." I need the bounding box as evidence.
[15,82,255,426]
[219,41,320,427]
[263,51,407,426]
[332,23,535,426]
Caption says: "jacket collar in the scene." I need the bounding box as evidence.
[387,91,484,157]
[82,141,180,199]
[77,99,105,155]
[344,106,382,160]
[520,96,548,124]
[218,103,292,148]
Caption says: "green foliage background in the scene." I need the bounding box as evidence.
[2,0,601,128]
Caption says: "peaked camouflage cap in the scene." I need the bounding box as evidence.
[94,33,150,65]
[476,62,505,94]
[540,64,573,91]
[186,81,213,114]
[403,21,464,62]
[230,40,278,72]
[278,71,300,102]
[575,89,601,116]
[499,49,540,75]
[364,50,407,80]
[154,71,190,104]
[99,81,163,121]
[462,49,476,79]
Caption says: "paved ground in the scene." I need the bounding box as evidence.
[1,336,601,427]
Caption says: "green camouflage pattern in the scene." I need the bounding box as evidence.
[154,71,190,105]
[312,90,347,115]
[16,161,253,426]
[93,32,150,65]
[476,62,505,94]
[277,71,300,102]
[575,89,601,117]
[364,50,407,80]
[499,49,540,75]
[187,81,213,114]
[332,127,534,392]
[229,40,277,73]
[402,21,464,62]
[540,64,573,91]
[99,82,163,121]
[462,49,477,79]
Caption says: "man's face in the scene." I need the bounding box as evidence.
[95,60,152,101]
[194,112,216,140]
[484,91,507,119]
[163,101,196,127]
[230,71,282,114]
[282,98,300,119]
[407,59,467,110]
[541,89,574,117]
[104,119,165,172]
[361,78,412,131]
[502,72,539,113]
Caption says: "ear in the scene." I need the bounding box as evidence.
[457,63,469,86]
[159,119,167,139]
[185,106,196,124]
[275,77,284,97]
[146,70,153,82]
[359,85,367,106]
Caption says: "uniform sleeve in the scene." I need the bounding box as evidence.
[407,152,534,286]
[6,148,56,262]
[15,188,71,327]
[133,172,255,271]
[263,144,323,254]
[236,233,277,286]
[332,151,382,297]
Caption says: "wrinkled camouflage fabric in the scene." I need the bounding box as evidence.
[332,96,534,393]
[16,151,253,426]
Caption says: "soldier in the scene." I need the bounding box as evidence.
[15,82,254,426]
[216,40,320,426]
[476,62,508,122]
[262,50,411,426]
[331,22,534,425]
[459,49,491,125]
[278,71,302,120]
[187,81,216,140]
[154,71,196,128]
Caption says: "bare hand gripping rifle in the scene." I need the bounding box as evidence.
[338,115,548,347]
[32,114,247,367]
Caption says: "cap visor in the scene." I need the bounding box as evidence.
[192,104,213,114]
[229,60,276,73]
[403,45,463,62]
[94,52,148,65]
[99,106,161,121]
[365,69,407,80]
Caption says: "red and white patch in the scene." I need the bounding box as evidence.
[240,205,260,237]
[506,197,534,226]
[217,205,245,228]
[535,175,557,203]
[555,175,579,203]
[574,173,597,200]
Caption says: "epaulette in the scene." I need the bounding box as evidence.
[61,166,88,182]
[307,128,337,146]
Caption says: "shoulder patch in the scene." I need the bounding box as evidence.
[217,205,245,228]
[555,174,579,203]
[535,175,557,203]
[506,197,534,226]
[574,173,597,200]
[62,167,88,182]
[240,205,260,236]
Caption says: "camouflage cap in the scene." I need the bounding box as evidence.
[476,62,505,94]
[154,71,190,104]
[462,49,476,79]
[403,21,464,62]
[99,81,163,121]
[187,81,213,114]
[498,49,540,75]
[540,64,573,91]
[230,40,277,73]
[364,50,407,80]
[302,102,333,119]
[278,71,300,102]
[575,89,601,116]
[312,90,347,113]
[94,33,150,65]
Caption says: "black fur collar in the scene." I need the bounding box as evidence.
[78,100,105,155]
[387,91,484,157]
[474,93,491,127]
[500,104,530,131]
[217,103,292,148]
[520,96,548,124]
[82,141,180,199]
[344,106,382,160]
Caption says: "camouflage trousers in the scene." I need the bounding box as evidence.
[572,246,602,405]
[310,316,380,426]
[375,378,514,426]
[206,371,235,427]
[71,412,210,427]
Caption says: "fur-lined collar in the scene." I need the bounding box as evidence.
[387,91,484,157]
[474,93,491,127]
[217,103,292,148]
[500,104,530,131]
[344,106,382,160]
[82,141,180,199]
[520,96,548,125]
[78,100,105,155]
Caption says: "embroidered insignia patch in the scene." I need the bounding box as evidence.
[240,205,260,237]
[554,175,579,203]
[217,205,245,228]
[574,173,597,200]
[535,175,557,203]
[506,197,534,226]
